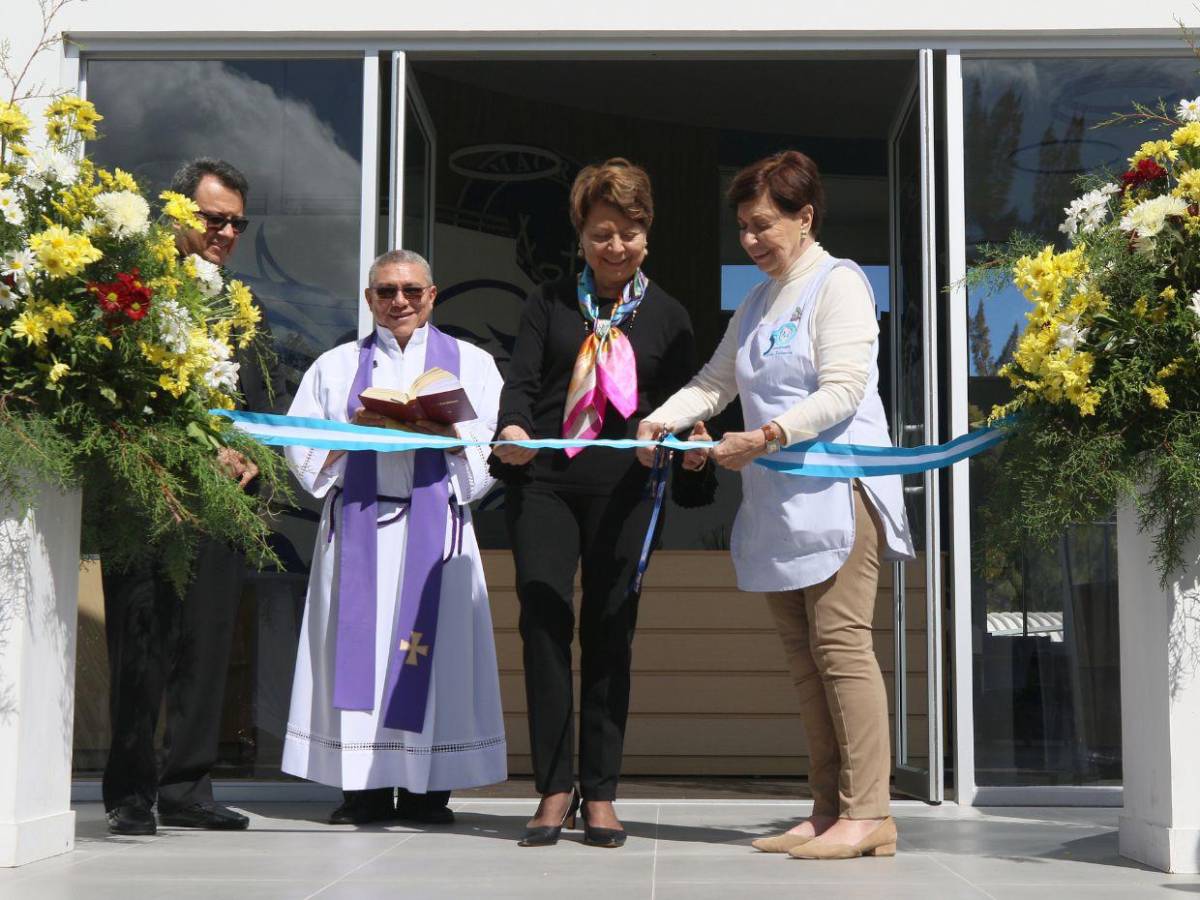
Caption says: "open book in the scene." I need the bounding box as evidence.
[358,368,476,426]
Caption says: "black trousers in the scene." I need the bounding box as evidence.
[506,483,659,801]
[101,539,244,812]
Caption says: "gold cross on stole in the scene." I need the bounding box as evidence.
[398,631,430,666]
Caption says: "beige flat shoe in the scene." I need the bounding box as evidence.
[751,831,814,853]
[788,817,897,860]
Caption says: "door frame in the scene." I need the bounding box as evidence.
[887,49,944,804]
[69,37,1170,806]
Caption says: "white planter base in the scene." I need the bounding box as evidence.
[0,482,82,868]
[0,810,75,869]
[1117,501,1200,874]
[1119,815,1200,874]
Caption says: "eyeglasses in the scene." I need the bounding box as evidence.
[371,283,431,301]
[197,209,250,234]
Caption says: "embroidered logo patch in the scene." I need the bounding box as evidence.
[764,321,799,357]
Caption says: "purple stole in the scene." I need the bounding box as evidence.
[332,326,459,733]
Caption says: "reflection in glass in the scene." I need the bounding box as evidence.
[79,59,364,780]
[962,57,1197,784]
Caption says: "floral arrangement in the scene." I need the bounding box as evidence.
[0,94,286,586]
[976,94,1200,581]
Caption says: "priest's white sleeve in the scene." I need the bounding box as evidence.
[284,357,346,499]
[446,345,502,504]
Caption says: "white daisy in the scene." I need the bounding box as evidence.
[93,190,150,239]
[0,189,25,227]
[25,147,78,188]
[1190,289,1200,320]
[1178,96,1200,123]
[188,254,224,298]
[1119,194,1189,248]
[0,281,16,310]
[1059,183,1119,237]
[2,249,37,290]
[1055,320,1088,351]
[155,299,192,354]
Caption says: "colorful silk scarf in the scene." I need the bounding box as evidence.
[561,266,646,457]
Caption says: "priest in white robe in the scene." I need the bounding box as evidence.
[282,249,507,825]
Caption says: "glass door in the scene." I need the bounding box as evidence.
[888,49,944,803]
[391,52,436,260]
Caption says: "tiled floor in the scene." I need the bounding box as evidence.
[2,802,1198,899]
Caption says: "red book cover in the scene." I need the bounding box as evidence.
[358,368,476,426]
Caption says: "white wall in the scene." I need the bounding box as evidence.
[7,0,1200,113]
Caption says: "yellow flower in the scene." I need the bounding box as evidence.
[98,167,139,193]
[1133,295,1149,318]
[1173,122,1200,149]
[1076,389,1103,416]
[1157,358,1184,379]
[48,362,70,383]
[11,309,49,346]
[0,101,31,141]
[150,229,179,267]
[44,95,103,142]
[159,191,203,232]
[45,303,75,336]
[1146,383,1170,409]
[1174,169,1200,202]
[27,224,103,279]
[1013,245,1086,304]
[1160,286,1178,302]
[95,334,113,350]
[1131,140,1179,164]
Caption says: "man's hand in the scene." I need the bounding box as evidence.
[409,419,464,455]
[493,425,537,465]
[351,406,392,428]
[217,446,259,490]
[711,429,768,472]
[682,420,712,471]
[635,420,667,467]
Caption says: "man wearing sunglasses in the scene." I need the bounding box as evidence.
[103,158,275,837]
[279,249,507,826]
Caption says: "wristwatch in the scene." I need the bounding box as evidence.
[761,421,783,455]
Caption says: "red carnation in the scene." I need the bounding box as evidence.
[88,268,154,321]
[1121,158,1168,193]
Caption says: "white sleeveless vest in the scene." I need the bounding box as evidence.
[731,256,915,592]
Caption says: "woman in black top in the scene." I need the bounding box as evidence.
[492,158,705,847]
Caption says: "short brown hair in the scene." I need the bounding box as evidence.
[569,157,654,233]
[727,150,825,236]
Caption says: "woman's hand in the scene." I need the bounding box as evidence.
[635,420,667,467]
[493,424,537,465]
[681,420,712,471]
[217,446,259,489]
[711,429,768,472]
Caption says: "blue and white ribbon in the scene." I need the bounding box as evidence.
[214,410,1009,479]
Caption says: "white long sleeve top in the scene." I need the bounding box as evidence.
[648,242,878,445]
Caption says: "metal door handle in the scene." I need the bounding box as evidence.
[904,485,924,495]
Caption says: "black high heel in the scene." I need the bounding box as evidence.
[518,788,580,847]
[580,799,627,848]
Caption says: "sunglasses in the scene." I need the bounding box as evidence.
[371,283,431,301]
[197,209,250,234]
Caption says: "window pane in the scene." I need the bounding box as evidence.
[76,58,363,780]
[962,57,1197,785]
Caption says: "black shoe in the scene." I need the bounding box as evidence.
[580,799,627,848]
[158,802,249,830]
[394,796,455,825]
[329,788,396,825]
[107,804,157,836]
[518,788,580,847]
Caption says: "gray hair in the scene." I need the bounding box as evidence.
[368,249,433,286]
[169,157,249,202]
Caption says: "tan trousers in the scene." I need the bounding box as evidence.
[766,485,891,820]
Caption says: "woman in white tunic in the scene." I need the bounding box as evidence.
[282,249,507,824]
[639,151,914,860]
